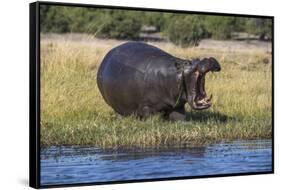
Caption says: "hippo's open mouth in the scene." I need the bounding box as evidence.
[188,66,220,110]
[192,71,212,110]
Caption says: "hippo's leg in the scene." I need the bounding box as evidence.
[168,106,186,121]
[137,105,152,119]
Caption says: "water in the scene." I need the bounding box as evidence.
[40,140,272,186]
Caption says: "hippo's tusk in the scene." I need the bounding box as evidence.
[205,94,212,103]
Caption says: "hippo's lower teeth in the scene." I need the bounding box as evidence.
[197,98,209,105]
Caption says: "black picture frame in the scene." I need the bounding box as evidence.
[29,1,274,189]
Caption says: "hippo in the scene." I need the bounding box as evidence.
[97,42,221,121]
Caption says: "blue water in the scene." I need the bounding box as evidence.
[40,140,272,186]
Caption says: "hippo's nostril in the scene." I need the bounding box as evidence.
[213,65,221,72]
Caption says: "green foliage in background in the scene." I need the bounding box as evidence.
[97,10,142,40]
[245,18,272,40]
[165,15,207,47]
[40,5,272,46]
[204,16,236,40]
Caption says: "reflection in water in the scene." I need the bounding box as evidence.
[41,140,272,186]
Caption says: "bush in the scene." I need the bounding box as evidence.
[142,12,167,31]
[204,16,236,40]
[40,6,71,33]
[165,15,206,47]
[97,11,142,40]
[245,18,272,40]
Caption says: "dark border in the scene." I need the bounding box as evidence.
[272,17,275,173]
[30,2,41,188]
[29,1,274,189]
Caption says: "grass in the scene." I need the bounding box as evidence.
[40,35,272,149]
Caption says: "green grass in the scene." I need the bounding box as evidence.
[40,37,272,149]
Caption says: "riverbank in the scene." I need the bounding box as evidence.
[40,34,272,148]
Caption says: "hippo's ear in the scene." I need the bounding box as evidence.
[175,60,192,71]
[183,63,198,76]
[192,58,200,64]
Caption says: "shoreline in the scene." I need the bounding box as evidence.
[40,137,272,149]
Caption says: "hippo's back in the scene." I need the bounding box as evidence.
[97,42,178,115]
